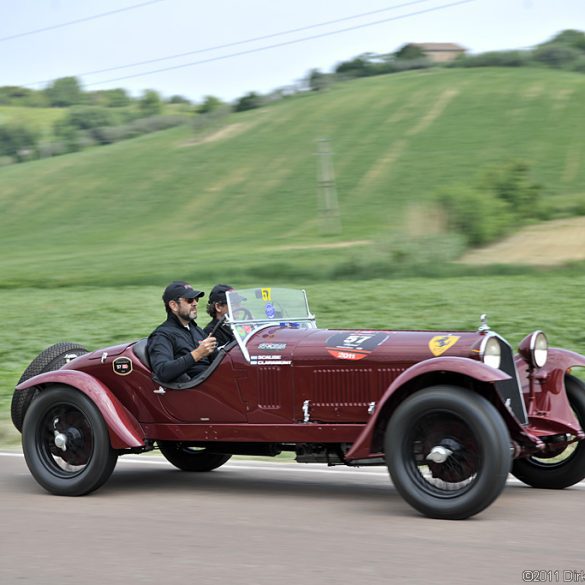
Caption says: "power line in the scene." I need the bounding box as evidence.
[0,0,166,44]
[31,0,436,84]
[83,0,475,89]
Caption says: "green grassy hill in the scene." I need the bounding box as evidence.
[1,67,585,287]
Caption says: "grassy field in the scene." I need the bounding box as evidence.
[1,68,585,287]
[3,272,585,445]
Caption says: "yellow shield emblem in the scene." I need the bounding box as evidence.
[429,335,460,357]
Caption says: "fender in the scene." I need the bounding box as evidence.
[515,348,585,438]
[543,347,585,373]
[16,370,145,449]
[345,356,517,462]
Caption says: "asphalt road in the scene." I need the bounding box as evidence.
[1,452,585,585]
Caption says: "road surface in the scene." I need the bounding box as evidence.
[1,452,584,585]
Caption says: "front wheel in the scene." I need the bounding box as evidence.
[158,442,231,472]
[22,386,118,496]
[512,375,585,489]
[385,386,512,520]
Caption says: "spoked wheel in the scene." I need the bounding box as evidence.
[158,441,231,472]
[22,386,117,496]
[512,375,585,489]
[385,386,512,520]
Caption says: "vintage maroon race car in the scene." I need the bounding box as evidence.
[11,287,585,519]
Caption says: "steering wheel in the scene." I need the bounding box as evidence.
[232,307,253,320]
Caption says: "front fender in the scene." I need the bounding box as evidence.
[544,347,585,373]
[515,348,585,438]
[345,356,515,462]
[16,370,145,449]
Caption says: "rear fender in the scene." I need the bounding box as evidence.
[345,356,536,462]
[16,370,145,449]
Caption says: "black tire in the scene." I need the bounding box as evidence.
[158,441,231,472]
[385,386,512,520]
[11,342,88,432]
[22,385,118,496]
[512,375,585,489]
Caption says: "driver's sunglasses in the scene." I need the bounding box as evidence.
[178,297,198,305]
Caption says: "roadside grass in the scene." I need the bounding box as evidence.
[3,272,585,446]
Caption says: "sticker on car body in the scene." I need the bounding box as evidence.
[113,356,133,375]
[258,343,287,350]
[250,354,292,365]
[428,335,460,356]
[326,332,389,361]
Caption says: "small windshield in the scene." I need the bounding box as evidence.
[226,287,316,343]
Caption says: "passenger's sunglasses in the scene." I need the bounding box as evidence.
[177,297,197,304]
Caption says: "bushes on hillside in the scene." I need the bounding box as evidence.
[50,113,189,152]
[45,77,84,107]
[139,90,163,117]
[0,123,38,162]
[533,44,583,69]
[0,86,50,107]
[449,50,531,68]
[234,92,264,112]
[435,162,546,247]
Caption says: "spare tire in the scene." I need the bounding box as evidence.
[11,342,88,432]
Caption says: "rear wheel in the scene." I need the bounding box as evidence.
[22,385,118,496]
[11,342,88,432]
[512,375,585,489]
[385,386,512,520]
[158,442,231,472]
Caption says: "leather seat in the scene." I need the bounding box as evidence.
[132,338,151,369]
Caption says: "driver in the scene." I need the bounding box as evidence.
[204,284,236,347]
[147,281,217,383]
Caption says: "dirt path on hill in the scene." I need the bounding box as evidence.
[459,216,585,266]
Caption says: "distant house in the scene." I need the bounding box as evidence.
[411,43,466,63]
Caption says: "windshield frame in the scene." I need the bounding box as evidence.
[224,288,317,362]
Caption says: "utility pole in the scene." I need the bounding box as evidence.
[316,137,341,236]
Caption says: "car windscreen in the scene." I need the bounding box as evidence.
[226,287,315,342]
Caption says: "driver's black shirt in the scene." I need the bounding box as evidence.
[147,314,216,383]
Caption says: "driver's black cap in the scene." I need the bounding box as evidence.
[162,281,204,303]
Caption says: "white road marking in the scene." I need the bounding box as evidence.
[2,450,584,487]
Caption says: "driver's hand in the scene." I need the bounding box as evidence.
[192,336,217,361]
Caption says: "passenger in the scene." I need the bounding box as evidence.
[147,281,217,383]
[204,284,236,347]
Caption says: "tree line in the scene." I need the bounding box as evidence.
[1,29,583,165]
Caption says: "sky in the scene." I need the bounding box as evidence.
[1,0,584,103]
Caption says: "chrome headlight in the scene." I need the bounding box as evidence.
[519,331,548,368]
[480,335,501,369]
